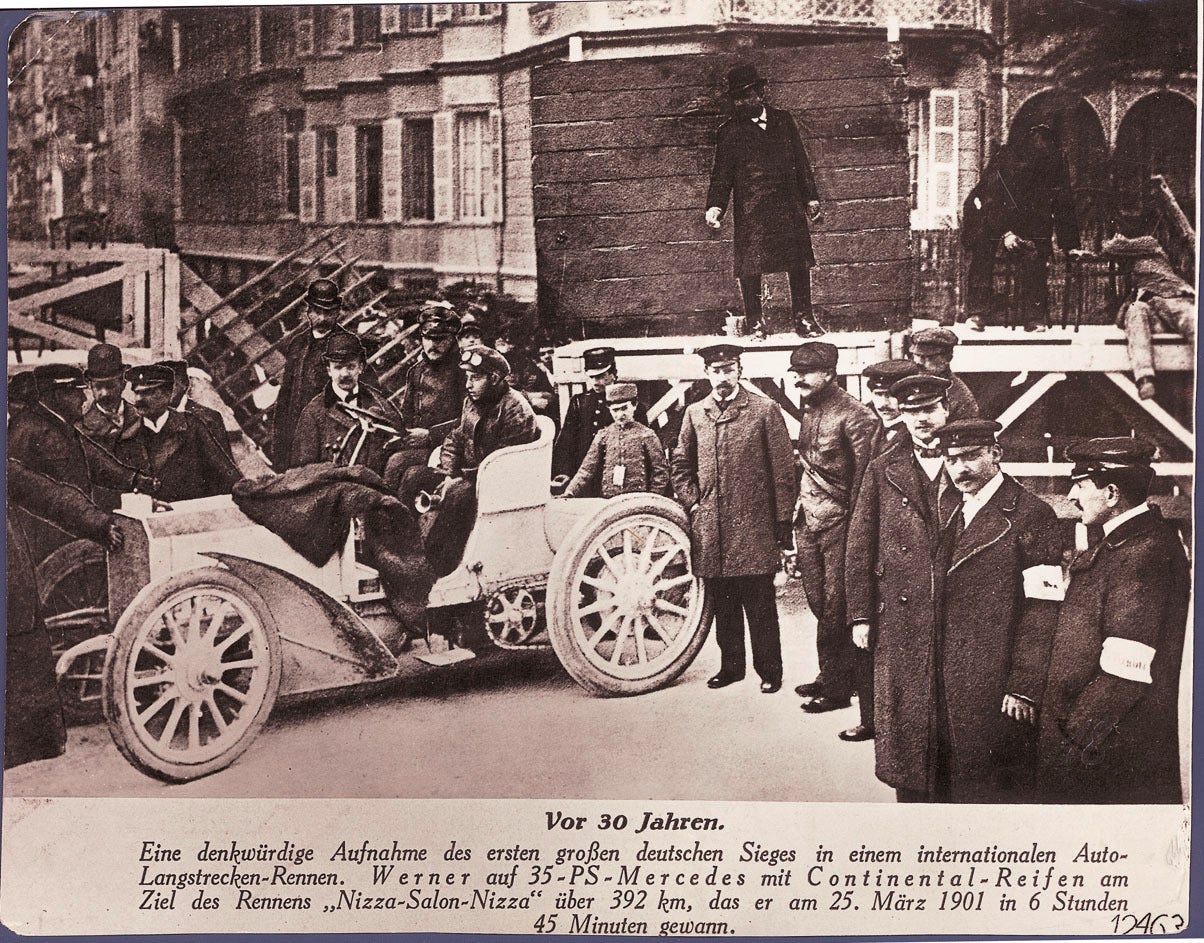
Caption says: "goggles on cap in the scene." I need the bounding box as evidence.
[461,349,489,369]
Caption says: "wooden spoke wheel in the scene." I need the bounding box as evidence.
[102,568,281,783]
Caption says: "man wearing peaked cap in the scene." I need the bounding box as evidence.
[289,329,406,478]
[909,327,979,421]
[129,363,241,503]
[562,382,669,499]
[272,277,348,469]
[862,359,921,460]
[706,63,824,338]
[844,371,963,800]
[553,346,647,483]
[671,342,797,694]
[79,343,142,456]
[925,417,1063,801]
[457,310,484,351]
[1038,436,1188,804]
[788,343,879,732]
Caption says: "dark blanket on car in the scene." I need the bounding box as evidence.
[232,463,435,627]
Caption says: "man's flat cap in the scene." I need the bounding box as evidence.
[863,359,921,391]
[1067,436,1157,480]
[324,330,365,362]
[127,364,175,392]
[460,345,510,376]
[911,327,959,352]
[605,382,639,404]
[891,374,951,409]
[789,342,839,371]
[84,343,126,381]
[694,343,743,366]
[34,363,87,392]
[582,346,617,374]
[934,419,1002,452]
[305,278,342,311]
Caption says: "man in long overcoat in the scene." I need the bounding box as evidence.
[706,64,823,337]
[934,420,1063,802]
[1038,438,1189,804]
[671,344,797,693]
[845,375,962,801]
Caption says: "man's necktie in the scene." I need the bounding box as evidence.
[916,445,942,459]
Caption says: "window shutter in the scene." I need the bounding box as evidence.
[338,125,356,221]
[928,89,959,227]
[334,6,355,48]
[432,111,454,222]
[432,4,453,24]
[382,118,403,222]
[295,6,314,56]
[300,128,317,222]
[488,107,503,222]
[380,6,401,34]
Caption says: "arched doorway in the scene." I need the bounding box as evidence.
[1010,92,1110,248]
[1113,91,1197,228]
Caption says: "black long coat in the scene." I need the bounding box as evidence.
[845,449,962,794]
[706,106,820,277]
[962,142,1080,250]
[272,330,330,469]
[938,476,1062,801]
[1038,506,1189,803]
[132,411,242,503]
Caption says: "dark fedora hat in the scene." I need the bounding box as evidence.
[726,64,767,97]
[305,277,342,312]
[84,343,126,381]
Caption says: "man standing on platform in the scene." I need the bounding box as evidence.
[705,64,824,338]
[908,327,979,421]
[272,277,346,469]
[845,374,962,800]
[670,344,797,694]
[861,359,920,459]
[552,346,647,483]
[1038,438,1189,804]
[788,343,878,736]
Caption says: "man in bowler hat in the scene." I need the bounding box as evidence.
[79,343,142,452]
[706,64,824,338]
[670,343,797,694]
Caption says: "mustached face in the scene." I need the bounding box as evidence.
[705,360,741,397]
[90,375,124,412]
[900,400,948,444]
[327,358,363,394]
[1068,477,1116,527]
[732,88,764,120]
[945,445,1000,495]
[868,388,900,422]
[791,368,833,404]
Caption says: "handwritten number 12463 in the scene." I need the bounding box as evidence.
[1112,914,1184,934]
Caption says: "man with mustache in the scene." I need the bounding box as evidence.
[861,359,921,459]
[931,419,1062,801]
[670,343,797,694]
[788,343,878,739]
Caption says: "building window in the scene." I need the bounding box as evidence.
[907,92,928,225]
[401,5,435,30]
[451,4,501,20]
[260,6,295,65]
[356,124,383,221]
[403,118,435,220]
[319,127,338,178]
[455,112,492,219]
[354,5,381,45]
[284,111,304,215]
[908,89,959,229]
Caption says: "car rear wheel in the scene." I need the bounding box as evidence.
[547,496,711,696]
[102,567,281,783]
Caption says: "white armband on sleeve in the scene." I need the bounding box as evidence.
[1022,564,1065,601]
[1099,637,1155,684]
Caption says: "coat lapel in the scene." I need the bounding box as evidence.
[147,411,187,468]
[883,452,931,523]
[947,477,1017,574]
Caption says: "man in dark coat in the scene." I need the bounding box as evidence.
[706,64,823,337]
[78,343,144,509]
[862,359,920,459]
[9,364,155,560]
[962,123,1080,331]
[272,278,346,469]
[932,420,1063,802]
[163,359,232,459]
[845,374,963,801]
[127,364,241,503]
[788,343,879,736]
[552,346,648,483]
[1038,438,1189,804]
[909,328,979,422]
[670,344,798,693]
[400,346,540,577]
[7,458,122,769]
[291,332,406,479]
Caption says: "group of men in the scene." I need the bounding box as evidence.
[666,336,1187,805]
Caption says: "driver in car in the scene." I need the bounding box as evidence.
[399,345,540,577]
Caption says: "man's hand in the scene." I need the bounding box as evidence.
[1002,231,1020,251]
[806,200,823,224]
[705,207,723,230]
[134,472,159,494]
[851,621,871,651]
[1002,694,1037,726]
[436,475,460,500]
[105,520,125,553]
